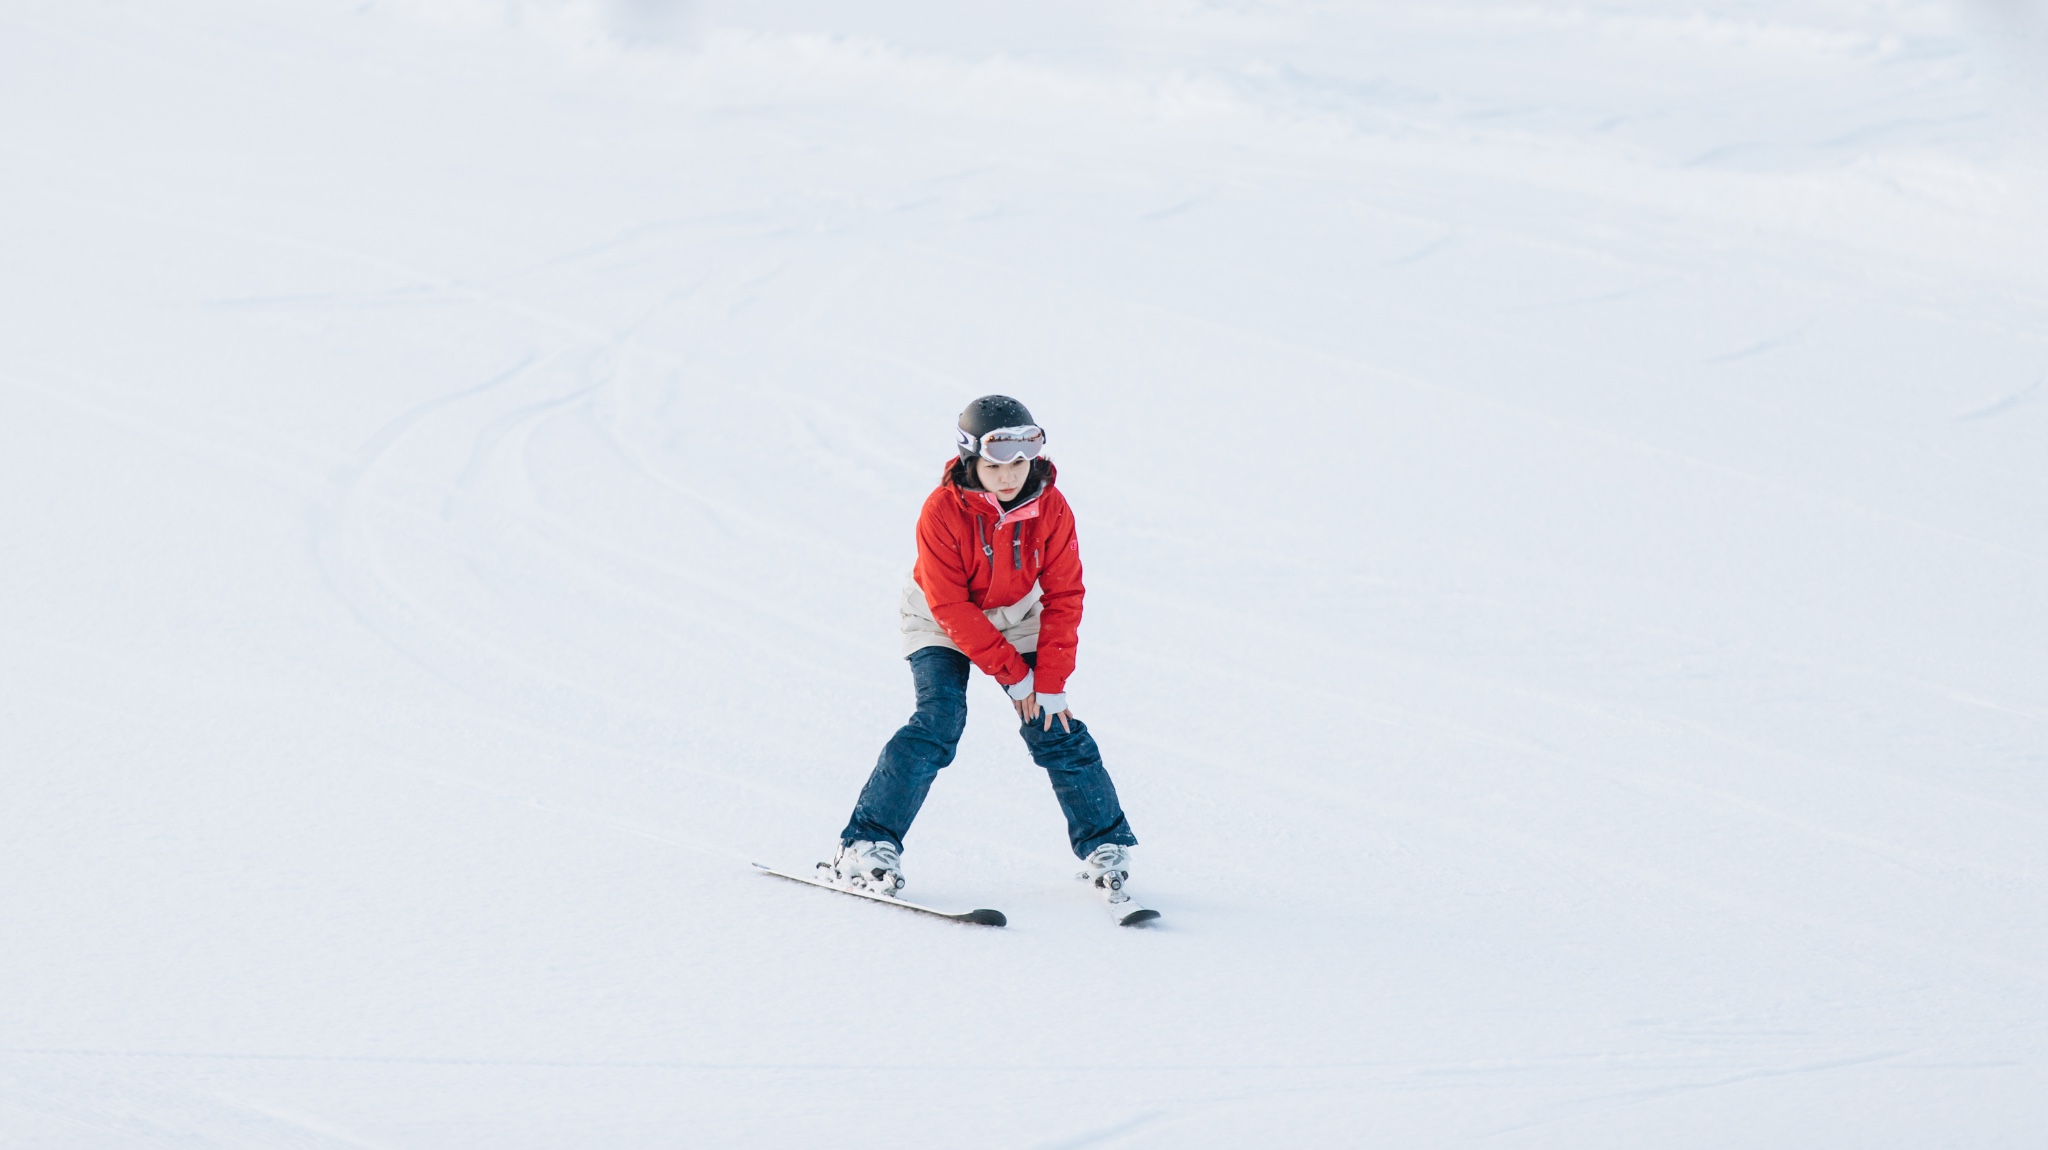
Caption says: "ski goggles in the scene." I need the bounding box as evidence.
[957,424,1047,463]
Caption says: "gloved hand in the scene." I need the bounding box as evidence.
[1011,689,1073,732]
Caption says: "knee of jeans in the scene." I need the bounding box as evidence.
[915,698,968,741]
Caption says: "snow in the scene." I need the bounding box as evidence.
[4,0,2046,1144]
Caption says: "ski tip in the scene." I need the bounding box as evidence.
[957,909,1008,927]
[1118,907,1162,927]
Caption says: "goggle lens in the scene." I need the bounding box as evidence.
[971,425,1046,463]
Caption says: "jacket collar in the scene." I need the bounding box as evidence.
[942,458,1056,528]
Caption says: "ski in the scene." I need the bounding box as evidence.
[1109,900,1161,927]
[752,863,1007,927]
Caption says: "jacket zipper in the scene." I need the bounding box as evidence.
[988,489,1043,529]
[977,492,1044,577]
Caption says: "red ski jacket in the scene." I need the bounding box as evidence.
[912,459,1084,695]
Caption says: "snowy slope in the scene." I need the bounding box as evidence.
[3,1,2046,1145]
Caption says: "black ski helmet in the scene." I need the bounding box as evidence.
[957,395,1039,461]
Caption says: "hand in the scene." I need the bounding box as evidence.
[1012,693,1073,732]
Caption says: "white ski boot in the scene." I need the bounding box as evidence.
[821,840,906,898]
[1079,843,1158,925]
[1080,843,1131,902]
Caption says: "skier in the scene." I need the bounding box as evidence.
[824,396,1142,915]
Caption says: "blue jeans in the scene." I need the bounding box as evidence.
[841,647,1138,859]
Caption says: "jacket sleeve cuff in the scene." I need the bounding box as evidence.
[1005,671,1035,701]
[1035,691,1068,714]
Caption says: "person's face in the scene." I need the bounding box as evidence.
[975,455,1031,500]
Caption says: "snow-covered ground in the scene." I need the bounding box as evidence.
[4,1,2047,1145]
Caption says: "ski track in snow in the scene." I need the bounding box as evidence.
[5,0,2048,1146]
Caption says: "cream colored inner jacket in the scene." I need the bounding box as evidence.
[898,572,1043,659]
